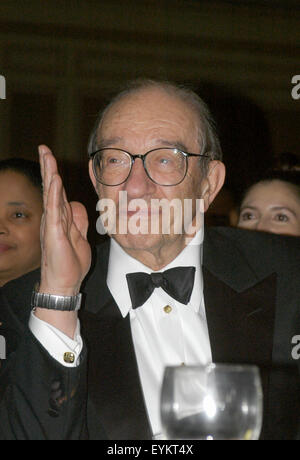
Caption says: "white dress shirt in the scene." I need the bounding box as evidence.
[29,312,82,367]
[29,229,212,439]
[107,229,211,438]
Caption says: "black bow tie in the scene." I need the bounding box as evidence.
[126,266,196,309]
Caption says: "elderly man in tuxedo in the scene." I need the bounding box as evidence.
[1,79,300,440]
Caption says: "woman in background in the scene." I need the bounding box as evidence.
[237,169,300,237]
[0,158,43,287]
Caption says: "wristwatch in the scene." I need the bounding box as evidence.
[31,283,82,311]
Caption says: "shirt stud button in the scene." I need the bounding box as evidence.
[64,352,75,364]
[163,305,172,314]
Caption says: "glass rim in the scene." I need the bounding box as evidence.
[91,147,192,187]
[163,363,261,374]
[89,146,211,158]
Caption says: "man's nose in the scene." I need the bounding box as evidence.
[123,157,156,197]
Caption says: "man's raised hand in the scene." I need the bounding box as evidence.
[39,145,91,295]
[35,145,92,337]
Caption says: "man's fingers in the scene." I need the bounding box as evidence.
[38,145,59,209]
[45,173,64,227]
[44,176,84,243]
[38,145,45,181]
[38,144,53,159]
[38,145,72,231]
[70,201,89,240]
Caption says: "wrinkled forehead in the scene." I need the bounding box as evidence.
[96,87,201,148]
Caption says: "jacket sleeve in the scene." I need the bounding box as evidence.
[0,326,88,440]
[0,270,89,440]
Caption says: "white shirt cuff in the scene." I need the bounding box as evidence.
[29,310,83,367]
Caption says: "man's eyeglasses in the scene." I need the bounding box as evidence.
[89,147,210,186]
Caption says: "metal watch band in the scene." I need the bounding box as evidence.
[31,289,82,311]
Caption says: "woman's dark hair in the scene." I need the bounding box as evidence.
[239,168,300,213]
[261,169,300,189]
[0,158,42,194]
[273,152,300,172]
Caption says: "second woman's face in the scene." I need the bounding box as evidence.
[0,170,43,286]
[238,180,300,237]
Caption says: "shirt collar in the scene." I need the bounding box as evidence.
[107,228,204,317]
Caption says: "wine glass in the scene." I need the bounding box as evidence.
[160,363,263,440]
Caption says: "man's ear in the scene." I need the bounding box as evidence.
[201,161,226,212]
[89,159,98,192]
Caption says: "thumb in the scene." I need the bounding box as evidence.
[70,201,89,240]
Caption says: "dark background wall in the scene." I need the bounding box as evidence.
[0,0,299,238]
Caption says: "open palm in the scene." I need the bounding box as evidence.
[39,145,92,296]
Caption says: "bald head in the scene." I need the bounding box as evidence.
[88,79,223,170]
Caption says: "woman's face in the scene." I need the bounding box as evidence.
[238,180,300,237]
[0,170,43,286]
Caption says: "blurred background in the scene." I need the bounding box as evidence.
[0,0,299,241]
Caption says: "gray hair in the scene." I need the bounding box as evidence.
[87,79,223,173]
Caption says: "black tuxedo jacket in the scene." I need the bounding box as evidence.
[1,227,300,440]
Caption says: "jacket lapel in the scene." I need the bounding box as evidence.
[81,241,151,440]
[203,228,277,439]
[82,305,151,440]
[203,267,276,367]
[202,227,277,367]
[202,264,276,428]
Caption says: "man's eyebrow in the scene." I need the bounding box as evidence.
[96,137,122,149]
[155,139,190,152]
